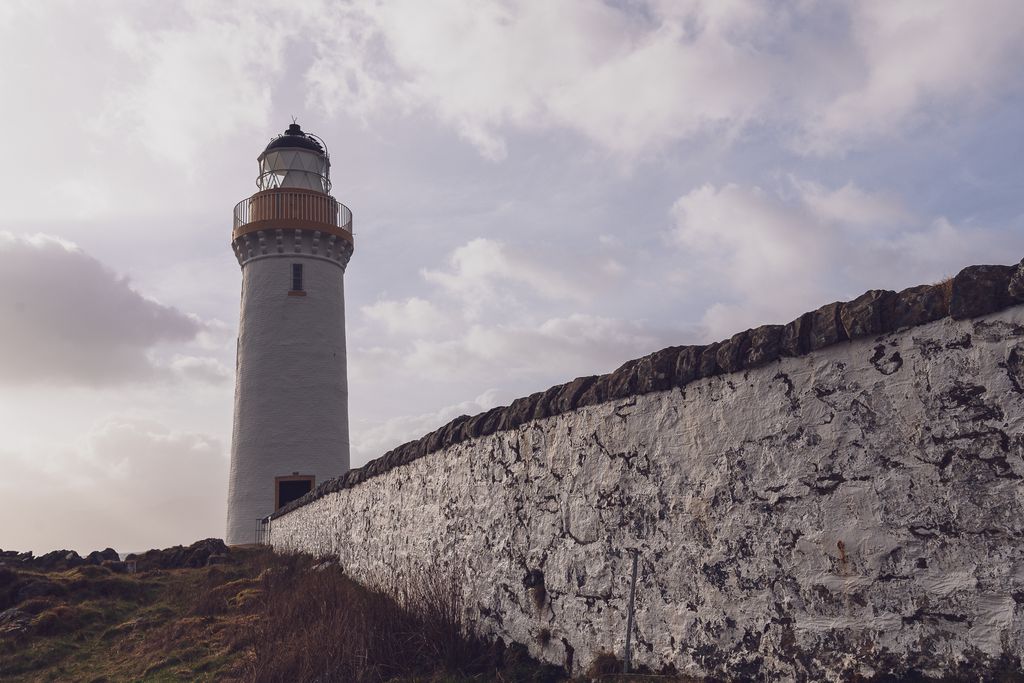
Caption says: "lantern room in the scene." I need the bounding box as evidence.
[257,123,331,193]
[232,122,353,239]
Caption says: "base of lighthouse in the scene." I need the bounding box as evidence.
[225,232,353,546]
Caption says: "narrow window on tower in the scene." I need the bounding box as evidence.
[288,264,305,296]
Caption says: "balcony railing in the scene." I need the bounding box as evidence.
[232,188,353,239]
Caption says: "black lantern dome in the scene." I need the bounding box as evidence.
[264,123,325,154]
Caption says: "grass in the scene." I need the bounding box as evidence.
[0,548,570,682]
[0,547,703,682]
[0,559,248,682]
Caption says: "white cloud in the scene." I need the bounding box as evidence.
[0,233,202,386]
[669,179,1024,338]
[791,178,911,228]
[296,0,1024,161]
[350,389,503,465]
[102,4,288,166]
[355,312,669,385]
[170,355,232,384]
[347,233,691,441]
[799,0,1024,154]
[461,313,661,372]
[361,297,449,336]
[2,0,1020,221]
[190,319,236,353]
[351,236,676,392]
[421,238,590,317]
[305,0,777,161]
[671,182,826,305]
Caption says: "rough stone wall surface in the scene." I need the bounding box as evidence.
[271,306,1024,680]
[272,259,1024,516]
[226,252,351,545]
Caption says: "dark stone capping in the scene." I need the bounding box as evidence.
[746,325,783,368]
[840,290,896,339]
[950,264,1014,320]
[716,331,751,374]
[889,283,949,330]
[606,359,641,399]
[532,385,563,421]
[506,393,541,430]
[781,311,813,356]
[425,427,446,455]
[1009,259,1024,303]
[808,302,848,350]
[479,406,506,436]
[675,345,705,385]
[576,374,609,407]
[270,258,1024,519]
[699,342,722,378]
[465,410,493,438]
[553,376,598,414]
[440,415,471,450]
[636,347,681,393]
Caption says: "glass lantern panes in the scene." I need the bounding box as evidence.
[257,149,330,193]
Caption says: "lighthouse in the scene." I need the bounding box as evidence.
[225,123,353,545]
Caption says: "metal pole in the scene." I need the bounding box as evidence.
[624,550,639,673]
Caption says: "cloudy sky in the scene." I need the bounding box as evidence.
[1,0,1023,553]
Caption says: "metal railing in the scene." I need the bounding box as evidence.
[233,188,353,234]
[255,516,272,545]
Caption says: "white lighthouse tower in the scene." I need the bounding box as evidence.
[225,123,353,545]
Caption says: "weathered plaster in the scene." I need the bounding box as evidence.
[270,307,1024,680]
[226,251,351,545]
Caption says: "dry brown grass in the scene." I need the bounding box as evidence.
[0,546,567,682]
[247,553,490,682]
[932,275,955,307]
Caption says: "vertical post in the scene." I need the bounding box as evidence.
[624,550,639,673]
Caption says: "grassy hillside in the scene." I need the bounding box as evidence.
[0,543,572,682]
[1,546,258,681]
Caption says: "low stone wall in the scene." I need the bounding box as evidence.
[271,303,1024,680]
[273,261,1024,518]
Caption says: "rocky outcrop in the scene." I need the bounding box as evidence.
[0,540,234,575]
[271,305,1024,680]
[125,538,229,571]
[273,258,1024,519]
[85,548,119,565]
[0,607,31,637]
[0,547,120,572]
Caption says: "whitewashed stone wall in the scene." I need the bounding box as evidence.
[270,307,1024,680]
